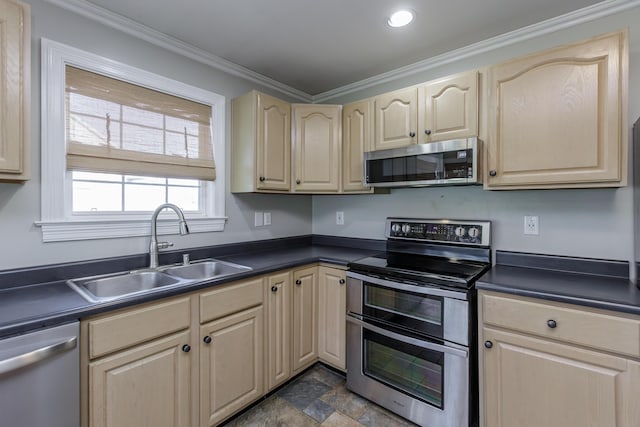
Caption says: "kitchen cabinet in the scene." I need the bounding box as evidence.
[418,70,478,143]
[82,296,194,427]
[292,104,342,192]
[0,0,30,182]
[291,265,319,373]
[317,265,347,370]
[199,277,264,426]
[479,291,640,427]
[231,90,291,192]
[373,87,418,150]
[485,30,628,189]
[342,99,373,193]
[264,271,292,391]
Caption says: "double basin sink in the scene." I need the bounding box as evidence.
[67,259,252,303]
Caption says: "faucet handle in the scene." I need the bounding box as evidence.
[157,241,173,250]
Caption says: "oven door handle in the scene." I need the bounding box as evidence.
[347,315,468,358]
[346,272,467,300]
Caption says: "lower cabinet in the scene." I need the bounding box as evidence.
[292,266,319,374]
[264,271,292,391]
[479,290,640,427]
[317,265,346,370]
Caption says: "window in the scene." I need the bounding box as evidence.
[39,39,226,242]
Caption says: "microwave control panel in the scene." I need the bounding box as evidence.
[387,218,491,247]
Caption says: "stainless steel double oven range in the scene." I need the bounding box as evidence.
[346,218,491,427]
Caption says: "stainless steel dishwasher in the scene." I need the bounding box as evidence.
[0,321,79,427]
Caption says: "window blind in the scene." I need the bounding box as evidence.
[65,66,216,180]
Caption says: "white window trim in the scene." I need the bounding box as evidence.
[38,38,227,242]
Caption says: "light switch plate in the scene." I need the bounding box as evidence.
[336,211,344,225]
[263,212,271,226]
[255,212,263,227]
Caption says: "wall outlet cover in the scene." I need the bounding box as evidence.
[524,215,539,235]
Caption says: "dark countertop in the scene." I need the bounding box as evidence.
[0,242,380,339]
[476,251,640,315]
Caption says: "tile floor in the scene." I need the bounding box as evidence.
[222,364,418,427]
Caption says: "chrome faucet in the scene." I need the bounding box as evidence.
[149,203,190,269]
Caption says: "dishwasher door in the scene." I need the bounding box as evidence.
[0,321,79,427]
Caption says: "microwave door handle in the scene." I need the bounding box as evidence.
[347,316,467,358]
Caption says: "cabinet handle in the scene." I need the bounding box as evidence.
[547,319,557,329]
[489,170,497,177]
[271,285,278,292]
[424,129,432,135]
[484,340,493,349]
[259,176,265,182]
[409,132,416,138]
[339,279,345,284]
[295,279,302,285]
[182,344,191,353]
[296,179,301,185]
[203,336,212,344]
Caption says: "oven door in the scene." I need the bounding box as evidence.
[346,315,469,427]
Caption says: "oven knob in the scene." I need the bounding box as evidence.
[455,226,465,237]
[401,224,411,233]
[468,227,479,238]
[391,223,401,233]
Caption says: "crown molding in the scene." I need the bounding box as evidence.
[45,0,639,104]
[311,0,640,102]
[43,0,313,102]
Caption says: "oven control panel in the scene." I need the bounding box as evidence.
[387,218,491,246]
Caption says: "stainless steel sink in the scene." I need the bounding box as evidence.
[161,259,252,280]
[67,270,187,303]
[67,259,252,303]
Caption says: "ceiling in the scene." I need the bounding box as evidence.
[82,0,608,96]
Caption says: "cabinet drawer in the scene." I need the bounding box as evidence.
[482,292,640,358]
[88,296,191,359]
[200,277,263,323]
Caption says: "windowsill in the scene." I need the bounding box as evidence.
[35,217,227,242]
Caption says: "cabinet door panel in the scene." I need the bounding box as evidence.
[318,266,346,370]
[200,306,264,426]
[90,331,192,427]
[257,93,290,190]
[486,31,626,188]
[342,100,372,193]
[292,266,318,373]
[265,272,291,391]
[483,327,640,427]
[373,87,417,150]
[420,71,478,142]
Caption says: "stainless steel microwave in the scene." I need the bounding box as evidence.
[364,138,481,188]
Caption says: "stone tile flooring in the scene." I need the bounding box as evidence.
[223,364,418,427]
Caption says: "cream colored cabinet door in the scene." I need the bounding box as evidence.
[265,271,291,391]
[482,327,640,427]
[373,87,418,150]
[292,104,341,192]
[0,0,29,181]
[342,100,373,193]
[486,31,627,189]
[419,70,478,143]
[200,306,264,427]
[317,266,346,370]
[89,331,192,427]
[292,266,318,373]
[231,91,290,193]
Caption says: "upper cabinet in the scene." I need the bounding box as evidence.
[231,91,291,192]
[419,70,478,143]
[373,87,418,150]
[342,99,373,193]
[0,0,30,182]
[486,30,628,189]
[291,104,342,193]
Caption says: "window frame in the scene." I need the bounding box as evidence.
[39,39,227,242]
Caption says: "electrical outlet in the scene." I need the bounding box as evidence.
[336,211,344,225]
[254,212,264,227]
[524,215,539,235]
[263,212,271,226]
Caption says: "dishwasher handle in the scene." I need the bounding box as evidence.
[0,336,77,376]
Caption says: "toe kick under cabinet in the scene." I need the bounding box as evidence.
[80,264,347,427]
[478,290,640,427]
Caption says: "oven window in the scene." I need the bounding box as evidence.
[363,329,444,409]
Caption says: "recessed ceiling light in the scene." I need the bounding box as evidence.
[387,10,414,28]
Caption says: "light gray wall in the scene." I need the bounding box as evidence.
[314,7,640,269]
[0,0,312,270]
